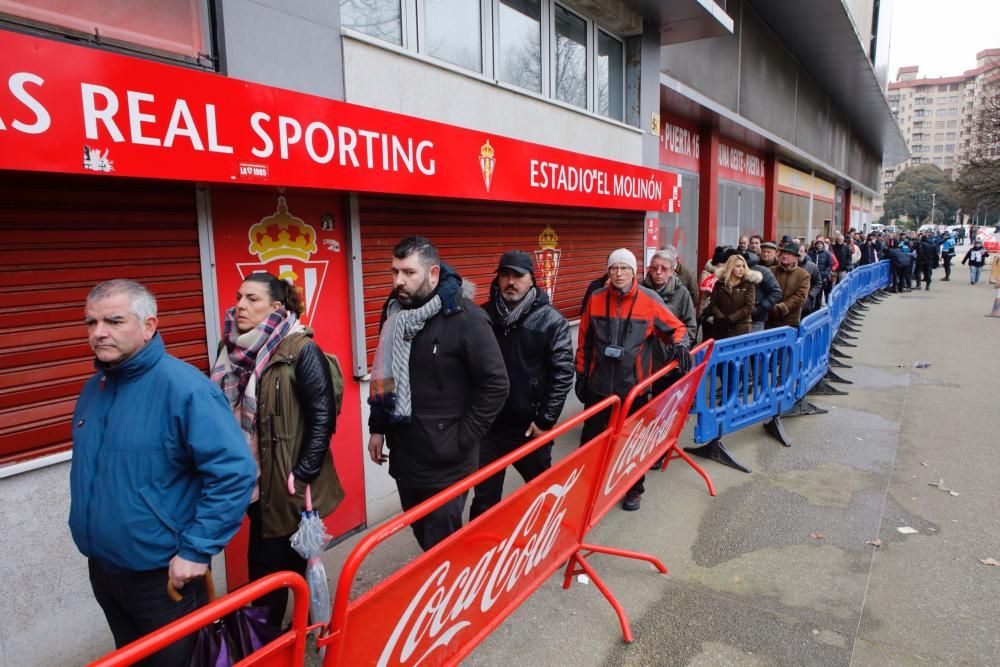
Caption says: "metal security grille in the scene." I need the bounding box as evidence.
[358,194,643,368]
[0,172,205,464]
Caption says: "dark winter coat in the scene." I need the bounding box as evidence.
[859,243,879,265]
[752,265,783,324]
[580,273,609,315]
[767,263,811,328]
[641,274,697,345]
[798,257,823,314]
[676,261,700,309]
[830,242,852,272]
[483,286,574,434]
[962,245,990,267]
[916,239,938,266]
[709,269,760,339]
[254,331,345,538]
[807,248,835,280]
[887,246,912,270]
[371,266,510,491]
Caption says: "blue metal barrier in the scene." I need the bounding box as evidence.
[795,307,833,398]
[692,327,798,444]
[687,258,893,470]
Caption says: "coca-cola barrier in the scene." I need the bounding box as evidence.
[317,340,712,665]
[88,342,713,667]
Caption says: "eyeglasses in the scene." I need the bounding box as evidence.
[650,264,674,273]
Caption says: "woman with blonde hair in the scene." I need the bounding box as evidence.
[709,253,760,339]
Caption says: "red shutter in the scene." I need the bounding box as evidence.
[359,195,643,367]
[0,172,206,464]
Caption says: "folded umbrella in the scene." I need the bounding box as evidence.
[287,475,333,627]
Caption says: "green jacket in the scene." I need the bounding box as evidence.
[255,331,345,538]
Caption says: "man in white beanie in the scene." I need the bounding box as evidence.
[575,247,691,511]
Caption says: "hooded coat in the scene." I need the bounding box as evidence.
[709,268,761,338]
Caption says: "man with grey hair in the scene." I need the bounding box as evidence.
[660,244,700,307]
[69,279,255,666]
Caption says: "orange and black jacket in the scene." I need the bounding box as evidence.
[576,279,687,400]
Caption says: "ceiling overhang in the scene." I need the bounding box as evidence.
[746,0,908,166]
[629,0,734,44]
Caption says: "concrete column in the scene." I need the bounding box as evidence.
[763,152,778,241]
[698,125,720,269]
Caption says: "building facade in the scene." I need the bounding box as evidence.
[882,49,1000,193]
[0,1,901,663]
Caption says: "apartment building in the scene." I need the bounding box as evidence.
[882,49,1000,193]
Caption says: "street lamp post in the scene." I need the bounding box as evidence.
[930,192,937,228]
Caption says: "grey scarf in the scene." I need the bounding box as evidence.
[369,294,442,423]
[495,286,536,330]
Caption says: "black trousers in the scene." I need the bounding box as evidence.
[247,502,307,628]
[397,484,469,551]
[580,389,652,496]
[917,262,933,287]
[469,428,552,521]
[942,253,953,279]
[89,559,208,667]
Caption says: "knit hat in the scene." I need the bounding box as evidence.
[607,248,637,273]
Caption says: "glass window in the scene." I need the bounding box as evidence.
[423,0,482,71]
[945,144,955,152]
[553,5,587,109]
[597,30,623,121]
[341,0,402,45]
[497,0,541,92]
[1,0,210,60]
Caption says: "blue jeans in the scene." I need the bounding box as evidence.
[970,265,982,284]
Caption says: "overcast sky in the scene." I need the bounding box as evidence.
[887,0,1000,80]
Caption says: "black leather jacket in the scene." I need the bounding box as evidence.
[484,285,574,432]
[287,341,336,482]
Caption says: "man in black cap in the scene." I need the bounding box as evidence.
[469,251,574,520]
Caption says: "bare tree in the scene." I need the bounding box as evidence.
[956,81,1000,212]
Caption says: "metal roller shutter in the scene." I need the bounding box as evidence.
[0,172,206,464]
[359,194,643,367]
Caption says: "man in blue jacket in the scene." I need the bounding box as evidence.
[69,279,255,665]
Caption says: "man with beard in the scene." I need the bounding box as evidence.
[577,248,690,511]
[468,251,574,520]
[368,236,509,550]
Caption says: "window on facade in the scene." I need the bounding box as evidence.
[935,108,945,116]
[933,157,943,165]
[933,145,944,153]
[340,0,403,44]
[950,83,960,90]
[948,107,958,116]
[946,132,956,140]
[597,30,623,121]
[945,144,955,152]
[497,0,542,92]
[947,120,958,128]
[935,120,945,128]
[0,0,211,62]
[553,5,587,109]
[938,84,948,91]
[423,0,482,71]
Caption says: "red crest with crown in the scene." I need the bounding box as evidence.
[237,196,328,325]
[533,225,561,301]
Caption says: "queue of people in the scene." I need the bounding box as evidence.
[67,225,989,664]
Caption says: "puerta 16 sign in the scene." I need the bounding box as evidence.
[0,31,681,213]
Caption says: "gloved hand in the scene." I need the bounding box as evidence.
[574,373,588,403]
[672,343,692,374]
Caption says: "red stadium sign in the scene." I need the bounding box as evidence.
[0,31,680,212]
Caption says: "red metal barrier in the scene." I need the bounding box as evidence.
[319,397,621,667]
[88,571,311,667]
[559,340,713,642]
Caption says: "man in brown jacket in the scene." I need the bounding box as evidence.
[766,243,811,329]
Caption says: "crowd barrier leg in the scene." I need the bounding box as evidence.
[561,546,669,643]
[655,446,718,496]
[762,416,792,448]
[684,438,752,473]
[778,397,828,418]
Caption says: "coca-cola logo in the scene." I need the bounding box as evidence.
[377,466,584,666]
[603,390,684,496]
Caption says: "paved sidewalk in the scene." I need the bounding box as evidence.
[319,262,1000,666]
